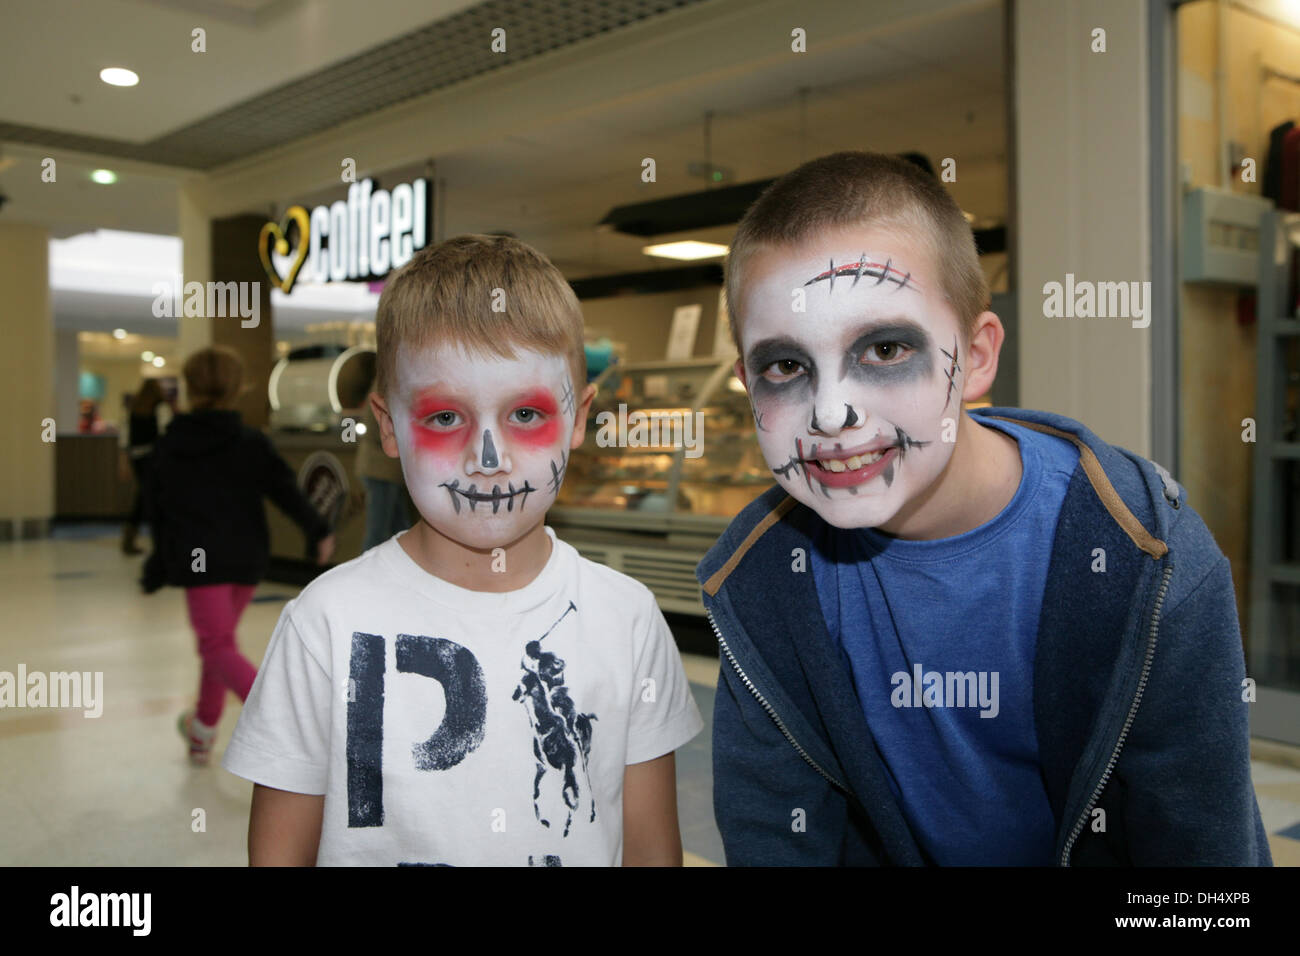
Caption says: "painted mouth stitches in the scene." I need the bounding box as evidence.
[773,426,932,492]
[808,447,892,473]
[439,479,536,514]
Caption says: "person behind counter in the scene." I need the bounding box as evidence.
[142,345,336,767]
[355,395,412,551]
[119,377,174,555]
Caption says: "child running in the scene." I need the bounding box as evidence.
[143,345,335,766]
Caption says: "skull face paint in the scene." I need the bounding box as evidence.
[738,227,966,530]
[389,343,577,550]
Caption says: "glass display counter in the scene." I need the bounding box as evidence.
[550,357,772,615]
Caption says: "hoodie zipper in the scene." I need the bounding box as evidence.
[1059,561,1175,866]
[707,606,848,792]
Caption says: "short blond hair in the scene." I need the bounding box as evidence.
[184,345,244,410]
[725,151,989,353]
[374,234,586,398]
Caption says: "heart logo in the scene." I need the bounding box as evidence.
[258,206,310,293]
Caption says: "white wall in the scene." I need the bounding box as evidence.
[55,329,80,429]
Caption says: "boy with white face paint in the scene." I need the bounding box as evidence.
[381,342,580,560]
[701,152,1269,867]
[225,235,702,866]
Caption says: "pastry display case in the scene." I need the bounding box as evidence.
[550,357,772,615]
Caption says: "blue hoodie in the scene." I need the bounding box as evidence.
[696,406,1272,866]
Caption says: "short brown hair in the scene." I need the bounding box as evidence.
[374,234,586,399]
[725,151,989,353]
[184,345,244,410]
[131,377,165,415]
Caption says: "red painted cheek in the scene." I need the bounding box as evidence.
[752,396,792,426]
[507,417,560,449]
[409,393,472,457]
[517,389,559,416]
[410,421,471,456]
[505,388,562,449]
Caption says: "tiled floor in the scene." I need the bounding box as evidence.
[1,526,1297,866]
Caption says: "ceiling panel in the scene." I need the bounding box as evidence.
[0,0,711,166]
[34,0,1010,333]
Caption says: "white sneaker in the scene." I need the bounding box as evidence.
[178,709,216,767]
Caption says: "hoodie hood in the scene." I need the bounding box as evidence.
[161,409,244,458]
[971,406,1179,555]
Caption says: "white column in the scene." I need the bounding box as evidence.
[1015,0,1152,454]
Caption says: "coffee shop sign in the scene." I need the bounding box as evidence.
[259,177,431,293]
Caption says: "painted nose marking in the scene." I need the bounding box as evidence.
[481,429,499,469]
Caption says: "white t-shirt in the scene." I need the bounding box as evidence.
[222,526,704,866]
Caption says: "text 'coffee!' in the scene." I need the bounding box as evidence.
[261,177,431,293]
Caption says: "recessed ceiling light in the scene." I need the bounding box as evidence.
[642,240,729,261]
[152,356,165,368]
[141,351,155,362]
[100,67,138,87]
[112,328,126,339]
[91,169,117,185]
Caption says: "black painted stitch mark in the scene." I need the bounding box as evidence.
[893,425,932,455]
[440,479,536,514]
[753,404,768,432]
[546,450,569,495]
[875,256,891,286]
[881,424,932,488]
[795,438,812,492]
[772,455,802,478]
[561,379,575,419]
[804,256,918,294]
[939,337,961,411]
[793,437,829,495]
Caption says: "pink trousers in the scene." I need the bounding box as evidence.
[184,584,257,727]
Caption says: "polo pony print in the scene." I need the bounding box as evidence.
[512,600,598,837]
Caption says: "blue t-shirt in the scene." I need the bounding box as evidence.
[809,416,1079,865]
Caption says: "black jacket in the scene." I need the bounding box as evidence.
[142,410,330,590]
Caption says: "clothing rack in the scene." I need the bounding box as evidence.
[1248,207,1300,745]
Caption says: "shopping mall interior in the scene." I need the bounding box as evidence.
[1,0,1299,870]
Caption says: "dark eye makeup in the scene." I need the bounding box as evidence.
[842,323,934,382]
[745,320,936,393]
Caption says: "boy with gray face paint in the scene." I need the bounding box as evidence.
[700,151,1270,866]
